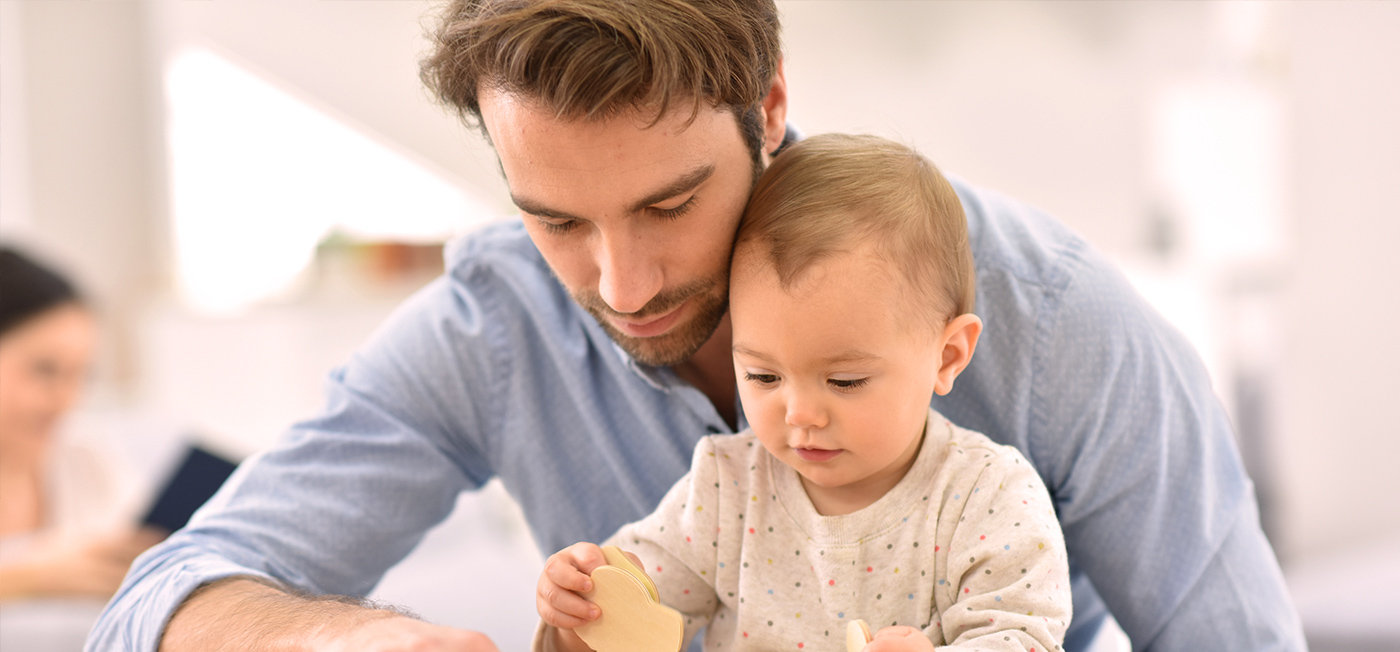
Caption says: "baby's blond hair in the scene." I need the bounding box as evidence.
[735,134,975,329]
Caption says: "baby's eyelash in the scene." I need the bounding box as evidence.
[828,378,869,390]
[743,372,778,385]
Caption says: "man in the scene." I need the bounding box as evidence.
[88,1,1305,650]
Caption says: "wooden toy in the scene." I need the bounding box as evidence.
[847,619,873,652]
[574,546,684,652]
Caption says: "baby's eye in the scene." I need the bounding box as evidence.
[828,377,869,391]
[743,371,779,386]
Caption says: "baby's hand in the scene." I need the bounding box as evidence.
[863,626,936,652]
[536,542,609,630]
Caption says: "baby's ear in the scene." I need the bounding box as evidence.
[933,314,983,396]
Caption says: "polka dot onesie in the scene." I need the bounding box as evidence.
[547,409,1072,652]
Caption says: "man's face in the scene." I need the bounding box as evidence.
[480,89,759,366]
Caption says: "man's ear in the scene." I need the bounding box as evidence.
[933,313,983,396]
[759,59,788,158]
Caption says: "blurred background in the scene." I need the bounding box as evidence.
[1,1,1396,650]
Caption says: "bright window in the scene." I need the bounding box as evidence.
[165,48,496,314]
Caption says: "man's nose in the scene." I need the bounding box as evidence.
[596,230,663,315]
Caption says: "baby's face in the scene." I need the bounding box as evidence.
[730,245,941,513]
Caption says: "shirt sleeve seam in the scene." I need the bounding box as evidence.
[1024,236,1093,483]
[471,261,512,472]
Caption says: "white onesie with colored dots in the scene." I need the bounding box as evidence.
[589,408,1071,652]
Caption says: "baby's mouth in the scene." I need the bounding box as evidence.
[794,447,843,462]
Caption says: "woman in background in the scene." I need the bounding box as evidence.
[0,247,162,601]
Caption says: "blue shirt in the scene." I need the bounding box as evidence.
[87,177,1305,651]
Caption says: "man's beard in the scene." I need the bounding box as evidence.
[571,270,730,367]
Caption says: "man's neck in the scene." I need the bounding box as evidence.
[671,312,738,429]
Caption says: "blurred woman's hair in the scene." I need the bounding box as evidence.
[0,248,82,336]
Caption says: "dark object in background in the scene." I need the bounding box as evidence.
[141,445,240,534]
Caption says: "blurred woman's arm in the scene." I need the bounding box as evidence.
[0,527,164,601]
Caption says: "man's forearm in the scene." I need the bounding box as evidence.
[158,577,401,651]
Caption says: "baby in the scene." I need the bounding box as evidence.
[536,134,1071,652]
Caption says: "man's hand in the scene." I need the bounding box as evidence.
[159,577,502,652]
[863,626,936,652]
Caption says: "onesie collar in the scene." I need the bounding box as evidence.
[772,408,955,545]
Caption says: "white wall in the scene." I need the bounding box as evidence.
[1,3,34,236]
[782,2,1203,258]
[1276,2,1400,561]
[150,0,511,214]
[2,2,162,399]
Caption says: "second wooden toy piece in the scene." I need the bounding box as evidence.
[847,619,873,652]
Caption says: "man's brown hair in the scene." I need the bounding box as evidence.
[736,134,976,329]
[421,0,781,162]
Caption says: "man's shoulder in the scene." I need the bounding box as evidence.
[949,176,1155,345]
[369,220,593,375]
[949,175,1096,297]
[429,220,584,323]
[443,220,550,278]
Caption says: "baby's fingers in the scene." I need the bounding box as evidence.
[544,546,599,594]
[560,541,608,576]
[535,573,598,628]
[537,544,606,628]
[536,592,598,629]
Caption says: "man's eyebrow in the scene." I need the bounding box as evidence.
[510,194,582,222]
[509,163,716,223]
[628,164,715,213]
